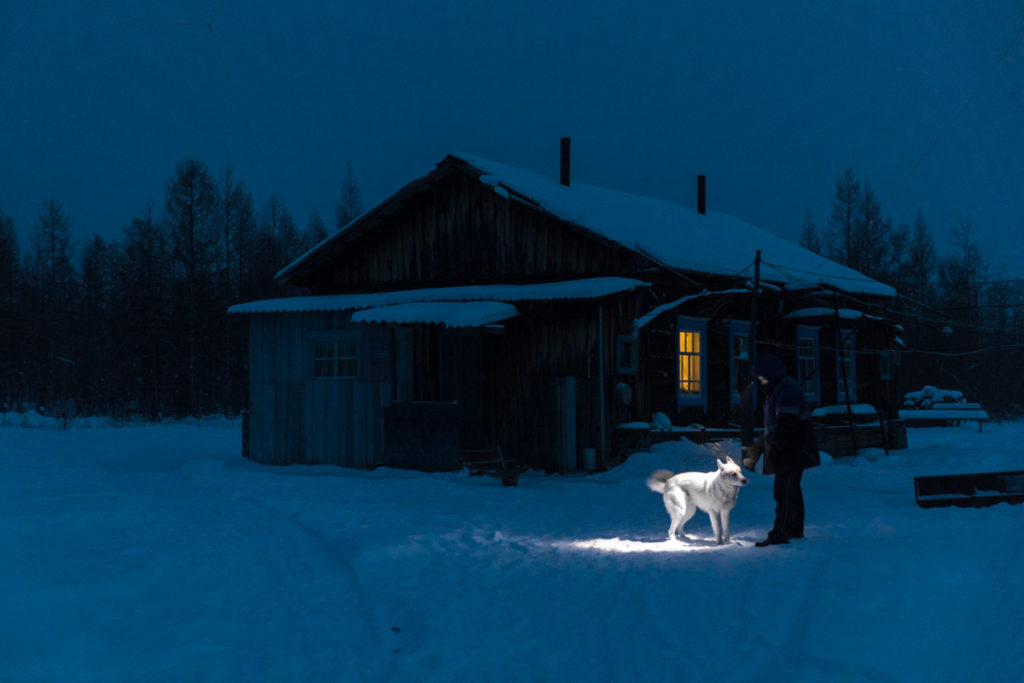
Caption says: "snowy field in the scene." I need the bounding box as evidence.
[3,414,1023,682]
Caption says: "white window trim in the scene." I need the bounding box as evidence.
[729,320,750,407]
[880,350,892,381]
[797,325,820,403]
[677,316,708,410]
[310,330,362,380]
[836,329,856,404]
[616,334,637,375]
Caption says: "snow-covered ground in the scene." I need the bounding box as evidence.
[3,414,1023,682]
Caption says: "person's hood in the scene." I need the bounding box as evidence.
[752,352,787,384]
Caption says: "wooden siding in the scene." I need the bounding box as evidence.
[247,312,390,467]
[243,287,898,470]
[295,170,650,294]
[244,297,643,472]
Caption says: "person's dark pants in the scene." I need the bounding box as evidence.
[769,467,804,541]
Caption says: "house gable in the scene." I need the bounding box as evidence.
[281,153,895,300]
[281,159,651,294]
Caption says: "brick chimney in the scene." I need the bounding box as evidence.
[560,137,571,187]
[697,175,706,215]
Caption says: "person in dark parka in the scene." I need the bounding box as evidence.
[742,352,820,547]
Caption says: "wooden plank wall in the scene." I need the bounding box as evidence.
[246,312,390,467]
[301,171,647,294]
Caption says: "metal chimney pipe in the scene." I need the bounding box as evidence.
[560,137,571,187]
[697,175,706,215]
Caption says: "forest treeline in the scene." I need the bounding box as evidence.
[1,161,1021,419]
[800,169,1024,413]
[0,157,362,419]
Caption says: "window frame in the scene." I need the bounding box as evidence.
[676,316,708,409]
[616,334,637,375]
[797,325,820,404]
[310,330,362,380]
[728,320,751,407]
[836,329,856,404]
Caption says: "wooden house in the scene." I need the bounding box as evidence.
[229,145,900,473]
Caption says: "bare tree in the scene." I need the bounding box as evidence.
[164,158,218,416]
[262,195,301,270]
[335,161,363,230]
[78,235,117,413]
[0,211,22,407]
[305,207,328,251]
[114,205,170,419]
[215,165,256,416]
[825,169,860,269]
[25,198,77,407]
[799,207,821,254]
[854,182,892,281]
[937,214,988,328]
[903,210,936,304]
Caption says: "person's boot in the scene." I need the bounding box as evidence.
[755,534,789,547]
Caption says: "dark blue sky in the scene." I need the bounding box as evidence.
[3,0,1022,275]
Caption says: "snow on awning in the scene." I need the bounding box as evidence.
[228,276,648,315]
[633,287,749,334]
[351,301,518,328]
[784,307,883,322]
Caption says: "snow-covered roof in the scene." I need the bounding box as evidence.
[228,276,647,315]
[455,154,895,297]
[350,301,518,328]
[277,154,895,298]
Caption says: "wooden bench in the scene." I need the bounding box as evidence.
[460,446,520,486]
[898,405,989,432]
[914,470,1024,508]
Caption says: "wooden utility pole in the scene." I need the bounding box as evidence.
[742,250,761,447]
[834,293,859,456]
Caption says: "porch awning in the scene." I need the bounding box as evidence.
[350,301,519,328]
[784,307,887,325]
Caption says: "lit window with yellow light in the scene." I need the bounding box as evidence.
[678,330,702,395]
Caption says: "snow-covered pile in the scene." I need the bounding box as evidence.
[3,418,1023,681]
[903,385,966,408]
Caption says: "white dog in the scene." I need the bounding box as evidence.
[646,457,748,544]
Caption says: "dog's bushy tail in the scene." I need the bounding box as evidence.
[646,469,674,493]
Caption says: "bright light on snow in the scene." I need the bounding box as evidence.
[563,537,737,553]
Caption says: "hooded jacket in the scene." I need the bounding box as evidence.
[752,352,820,474]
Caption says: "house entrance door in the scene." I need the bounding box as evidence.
[440,332,486,448]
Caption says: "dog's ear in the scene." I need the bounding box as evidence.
[725,455,736,465]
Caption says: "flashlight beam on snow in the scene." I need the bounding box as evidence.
[562,537,752,553]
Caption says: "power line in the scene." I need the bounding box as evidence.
[763,258,1024,289]
[73,1,208,27]
[72,0,282,196]
[209,0,227,23]
[880,16,1024,208]
[207,25,281,194]
[757,257,1024,340]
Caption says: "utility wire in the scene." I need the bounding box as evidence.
[74,1,208,27]
[880,16,1024,208]
[758,257,1024,341]
[763,257,1024,302]
[207,25,281,194]
[209,0,226,23]
[73,0,282,196]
